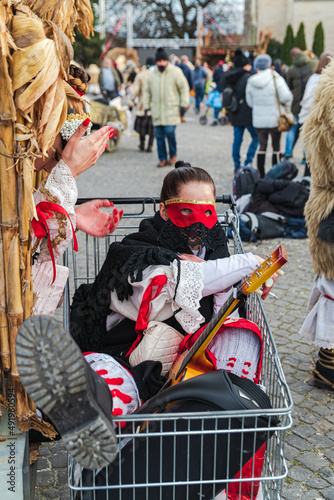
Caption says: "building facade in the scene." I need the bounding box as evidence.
[253,0,334,53]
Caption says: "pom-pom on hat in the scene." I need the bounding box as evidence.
[234,48,250,67]
[254,54,272,71]
[155,47,169,62]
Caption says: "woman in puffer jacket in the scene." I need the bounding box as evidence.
[246,54,293,177]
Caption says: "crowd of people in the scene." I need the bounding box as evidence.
[88,46,332,180]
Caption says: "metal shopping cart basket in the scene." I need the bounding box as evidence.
[64,195,293,500]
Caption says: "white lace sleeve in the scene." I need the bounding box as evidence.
[170,260,205,333]
[32,160,78,263]
[109,260,205,334]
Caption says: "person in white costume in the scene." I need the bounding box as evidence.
[69,161,277,361]
[31,65,123,317]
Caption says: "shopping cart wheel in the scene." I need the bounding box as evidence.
[218,116,228,126]
[199,115,208,125]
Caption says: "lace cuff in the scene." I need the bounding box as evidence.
[40,159,77,214]
[169,260,205,333]
[33,160,77,262]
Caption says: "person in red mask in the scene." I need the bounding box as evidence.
[70,160,277,359]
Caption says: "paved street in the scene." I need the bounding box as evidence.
[35,107,334,500]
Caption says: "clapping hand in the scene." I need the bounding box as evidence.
[75,199,123,237]
[62,120,114,179]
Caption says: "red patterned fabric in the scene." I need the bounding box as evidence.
[32,201,78,283]
[178,318,263,385]
[125,275,168,358]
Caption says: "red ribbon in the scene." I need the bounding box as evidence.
[125,275,168,359]
[69,84,84,97]
[135,275,168,333]
[324,295,334,301]
[32,201,78,284]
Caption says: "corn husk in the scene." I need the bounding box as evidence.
[0,3,16,121]
[23,0,94,42]
[0,200,10,373]
[0,0,93,435]
[75,0,94,39]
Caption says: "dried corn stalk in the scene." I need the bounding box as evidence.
[23,0,94,42]
[0,0,93,434]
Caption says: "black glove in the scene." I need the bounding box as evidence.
[180,107,187,116]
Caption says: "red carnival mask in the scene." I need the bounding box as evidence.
[165,198,217,229]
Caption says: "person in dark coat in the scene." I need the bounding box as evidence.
[177,55,194,122]
[177,55,194,90]
[209,61,226,126]
[192,58,208,113]
[284,48,317,158]
[225,48,259,172]
[212,60,226,92]
[274,59,287,80]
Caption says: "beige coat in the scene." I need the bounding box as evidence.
[128,69,151,117]
[143,63,189,126]
[302,59,334,279]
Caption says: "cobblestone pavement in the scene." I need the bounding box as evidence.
[35,107,333,500]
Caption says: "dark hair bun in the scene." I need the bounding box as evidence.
[175,160,192,169]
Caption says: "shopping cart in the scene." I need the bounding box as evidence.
[63,195,293,500]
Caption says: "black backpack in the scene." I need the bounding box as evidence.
[222,86,238,112]
[240,212,286,242]
[266,160,298,181]
[233,166,260,200]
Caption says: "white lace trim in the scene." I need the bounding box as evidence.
[109,261,205,334]
[42,159,77,215]
[33,160,77,263]
[172,260,205,334]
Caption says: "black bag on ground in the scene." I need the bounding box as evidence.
[233,166,259,200]
[80,370,279,500]
[240,211,286,242]
[265,160,298,181]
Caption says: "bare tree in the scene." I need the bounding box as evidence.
[243,0,252,44]
[105,0,242,39]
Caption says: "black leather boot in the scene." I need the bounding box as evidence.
[147,135,154,152]
[139,135,145,151]
[16,316,117,469]
[272,152,280,166]
[257,154,266,178]
[312,348,334,390]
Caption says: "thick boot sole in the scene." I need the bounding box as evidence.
[311,375,334,391]
[16,316,117,469]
